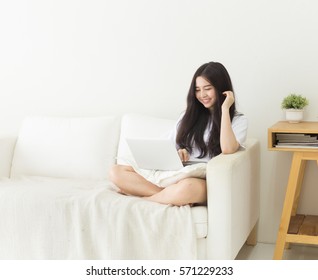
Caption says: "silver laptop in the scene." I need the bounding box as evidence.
[125,137,204,171]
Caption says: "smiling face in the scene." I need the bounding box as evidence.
[195,76,217,109]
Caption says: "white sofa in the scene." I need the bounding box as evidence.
[0,114,260,260]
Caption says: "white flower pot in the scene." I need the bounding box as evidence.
[285,109,304,123]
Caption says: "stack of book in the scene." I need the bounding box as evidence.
[275,133,318,148]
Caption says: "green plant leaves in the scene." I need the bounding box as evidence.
[281,94,309,109]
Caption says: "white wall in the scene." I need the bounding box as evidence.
[1,0,318,244]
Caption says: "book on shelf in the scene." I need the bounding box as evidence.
[276,133,318,141]
[275,144,318,149]
[275,133,318,148]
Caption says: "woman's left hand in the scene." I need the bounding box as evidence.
[222,91,235,110]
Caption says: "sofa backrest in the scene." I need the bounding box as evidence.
[10,116,121,180]
[116,114,176,166]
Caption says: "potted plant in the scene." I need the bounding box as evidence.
[281,93,309,123]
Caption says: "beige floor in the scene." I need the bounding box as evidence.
[236,242,318,260]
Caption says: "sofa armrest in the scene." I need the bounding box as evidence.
[205,138,260,259]
[0,137,17,178]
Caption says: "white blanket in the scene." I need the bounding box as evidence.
[0,177,197,259]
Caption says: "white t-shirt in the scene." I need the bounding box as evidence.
[170,113,248,162]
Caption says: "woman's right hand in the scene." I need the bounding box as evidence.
[178,148,190,162]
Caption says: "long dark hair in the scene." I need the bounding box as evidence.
[176,62,237,158]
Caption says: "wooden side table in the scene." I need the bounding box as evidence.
[268,121,318,260]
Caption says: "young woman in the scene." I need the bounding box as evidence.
[109,62,247,206]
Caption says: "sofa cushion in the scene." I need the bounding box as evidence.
[116,114,176,166]
[191,206,208,239]
[0,137,16,178]
[10,116,120,180]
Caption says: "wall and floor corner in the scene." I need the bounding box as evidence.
[1,0,318,247]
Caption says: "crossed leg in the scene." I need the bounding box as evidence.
[109,165,207,206]
[109,165,162,196]
[144,178,207,206]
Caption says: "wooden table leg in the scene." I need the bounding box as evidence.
[291,159,306,216]
[285,157,306,250]
[273,152,304,260]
